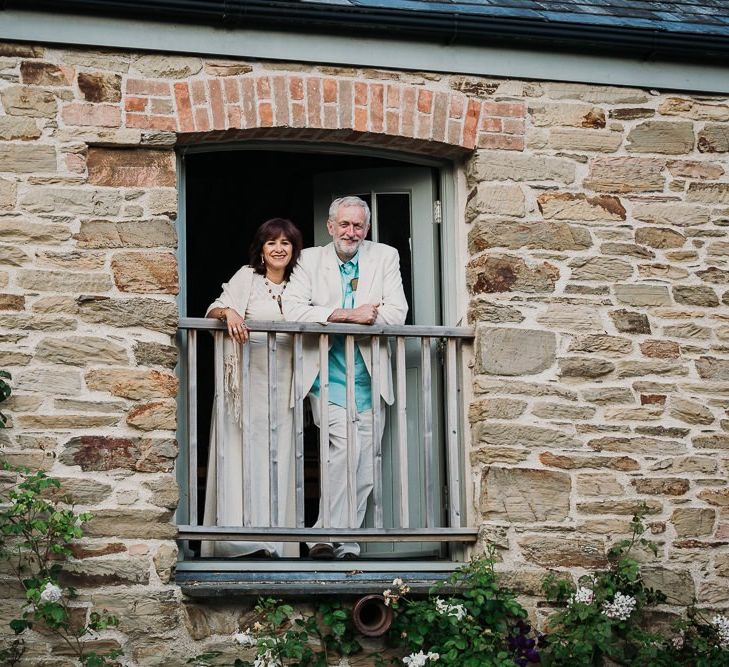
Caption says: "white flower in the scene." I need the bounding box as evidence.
[39,582,63,603]
[712,614,729,648]
[253,621,264,632]
[253,649,281,667]
[392,577,404,587]
[233,629,256,647]
[403,650,439,666]
[671,633,684,650]
[601,592,637,621]
[434,597,467,621]
[383,588,398,606]
[335,659,351,667]
[568,586,594,606]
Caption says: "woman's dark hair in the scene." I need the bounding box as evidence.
[249,218,303,280]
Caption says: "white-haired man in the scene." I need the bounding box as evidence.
[284,196,408,559]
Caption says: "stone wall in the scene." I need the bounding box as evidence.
[0,38,727,664]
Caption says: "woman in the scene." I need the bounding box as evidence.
[202,218,303,558]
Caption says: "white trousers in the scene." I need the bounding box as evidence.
[308,395,386,558]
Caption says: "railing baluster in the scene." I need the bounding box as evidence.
[213,331,225,525]
[187,329,198,527]
[370,335,383,529]
[396,336,409,528]
[267,332,278,527]
[241,340,252,526]
[421,337,434,528]
[319,334,331,528]
[446,339,461,529]
[345,335,357,529]
[293,333,305,528]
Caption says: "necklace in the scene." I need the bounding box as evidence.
[264,277,287,314]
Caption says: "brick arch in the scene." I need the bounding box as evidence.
[122,72,525,156]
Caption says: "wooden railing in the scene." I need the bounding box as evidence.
[176,318,477,548]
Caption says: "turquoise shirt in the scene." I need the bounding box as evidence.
[310,252,373,412]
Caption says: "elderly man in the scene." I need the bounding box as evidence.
[284,195,408,559]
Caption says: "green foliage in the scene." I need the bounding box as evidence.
[0,463,121,665]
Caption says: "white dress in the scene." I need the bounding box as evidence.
[202,269,297,558]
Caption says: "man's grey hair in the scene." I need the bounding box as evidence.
[328,196,371,226]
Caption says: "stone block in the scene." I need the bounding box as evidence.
[61,557,150,587]
[18,269,112,293]
[670,398,714,425]
[650,456,716,474]
[614,284,671,307]
[467,254,558,294]
[87,148,175,187]
[559,357,614,378]
[77,296,178,334]
[585,157,665,192]
[126,400,176,430]
[519,535,607,567]
[663,322,711,339]
[577,499,662,514]
[133,54,202,77]
[84,509,176,539]
[61,102,120,127]
[474,378,577,400]
[697,267,729,284]
[543,83,648,104]
[671,508,715,538]
[589,435,686,456]
[15,367,81,395]
[468,219,591,252]
[142,475,179,510]
[634,227,686,249]
[575,473,624,496]
[548,128,623,152]
[633,478,690,496]
[537,191,626,221]
[470,446,528,465]
[540,451,638,471]
[111,252,178,293]
[698,124,729,153]
[692,433,729,450]
[639,264,688,280]
[609,309,651,334]
[85,367,177,399]
[153,543,178,584]
[465,183,525,221]
[696,357,729,380]
[626,121,694,154]
[0,143,56,172]
[36,335,128,366]
[0,86,57,117]
[569,334,632,355]
[532,402,596,420]
[538,304,603,332]
[76,219,177,248]
[51,477,113,504]
[20,61,73,86]
[468,397,526,422]
[473,422,578,448]
[480,467,570,521]
[0,313,76,331]
[616,360,688,378]
[0,178,16,209]
[133,341,178,368]
[466,150,575,183]
[467,297,524,324]
[477,326,556,375]
[17,414,120,429]
[658,97,729,121]
[529,102,605,128]
[569,257,632,281]
[697,489,729,507]
[641,567,695,605]
[672,285,719,307]
[668,159,724,179]
[0,218,71,243]
[60,435,176,473]
[687,182,729,205]
[632,201,711,227]
[77,72,122,102]
[21,187,122,215]
[0,116,41,140]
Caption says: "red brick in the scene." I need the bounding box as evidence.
[432,92,449,142]
[481,117,503,132]
[369,84,383,133]
[402,87,416,138]
[477,133,525,150]
[256,77,271,99]
[224,78,239,104]
[323,105,337,128]
[482,100,526,117]
[226,105,241,128]
[174,83,194,133]
[63,103,120,128]
[289,77,304,101]
[339,80,354,128]
[273,76,289,126]
[241,78,256,128]
[306,78,322,128]
[291,102,305,128]
[125,114,177,131]
[386,110,399,135]
[641,394,666,405]
[125,97,147,113]
[190,80,207,105]
[323,78,337,103]
[126,79,170,96]
[258,102,273,127]
[194,107,210,132]
[416,113,432,140]
[417,89,433,113]
[354,82,368,106]
[354,106,368,132]
[462,98,481,149]
[502,118,525,135]
[65,152,85,174]
[208,79,225,130]
[386,85,400,109]
[449,95,464,119]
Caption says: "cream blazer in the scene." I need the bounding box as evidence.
[283,241,408,406]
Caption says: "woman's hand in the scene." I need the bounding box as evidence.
[222,308,249,344]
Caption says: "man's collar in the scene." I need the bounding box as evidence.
[336,250,360,268]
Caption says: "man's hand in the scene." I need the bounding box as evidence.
[328,304,379,325]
